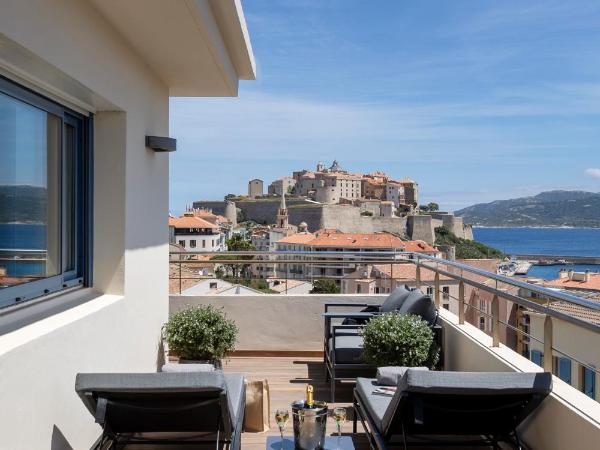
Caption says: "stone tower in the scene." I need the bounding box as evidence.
[276,192,288,228]
[225,201,237,227]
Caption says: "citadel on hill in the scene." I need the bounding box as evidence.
[195,160,473,245]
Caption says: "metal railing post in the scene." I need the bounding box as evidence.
[458,280,465,324]
[179,259,182,294]
[434,272,440,308]
[492,294,500,347]
[416,264,421,289]
[544,315,553,373]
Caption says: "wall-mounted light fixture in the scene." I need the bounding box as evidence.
[145,135,177,152]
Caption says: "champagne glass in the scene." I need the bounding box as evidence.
[274,408,289,450]
[332,407,347,450]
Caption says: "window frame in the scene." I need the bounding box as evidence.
[0,76,93,309]
[581,366,596,399]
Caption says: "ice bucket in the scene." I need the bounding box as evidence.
[291,400,328,450]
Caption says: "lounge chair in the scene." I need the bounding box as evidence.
[353,369,552,449]
[75,371,245,449]
[323,286,440,401]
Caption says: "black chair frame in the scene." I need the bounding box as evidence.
[353,385,548,450]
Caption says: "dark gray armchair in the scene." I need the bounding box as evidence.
[75,371,245,449]
[323,286,440,401]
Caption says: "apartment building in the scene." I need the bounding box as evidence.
[274,229,438,280]
[342,264,459,313]
[169,214,226,252]
[518,280,600,402]
[385,181,406,207]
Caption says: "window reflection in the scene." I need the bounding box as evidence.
[0,93,61,289]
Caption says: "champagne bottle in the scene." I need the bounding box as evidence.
[306,384,314,408]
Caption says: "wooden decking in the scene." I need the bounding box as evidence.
[222,356,371,450]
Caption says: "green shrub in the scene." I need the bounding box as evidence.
[362,313,439,368]
[164,305,238,360]
[310,279,340,294]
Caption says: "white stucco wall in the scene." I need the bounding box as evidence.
[527,312,600,401]
[0,1,170,448]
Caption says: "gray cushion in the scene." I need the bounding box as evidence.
[75,371,246,429]
[397,289,437,325]
[161,363,215,373]
[380,285,411,313]
[376,366,428,386]
[329,335,365,363]
[398,370,553,396]
[224,373,245,424]
[75,371,227,395]
[356,378,391,432]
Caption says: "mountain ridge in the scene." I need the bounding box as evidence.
[455,190,600,228]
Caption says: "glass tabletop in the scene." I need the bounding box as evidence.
[266,435,355,450]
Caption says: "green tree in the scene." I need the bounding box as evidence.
[287,184,295,195]
[427,202,440,211]
[212,235,255,278]
[310,279,341,294]
[226,234,254,251]
[224,193,237,201]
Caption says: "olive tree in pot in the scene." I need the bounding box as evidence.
[164,305,238,368]
[362,313,439,368]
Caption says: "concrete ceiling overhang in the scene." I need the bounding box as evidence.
[89,0,256,97]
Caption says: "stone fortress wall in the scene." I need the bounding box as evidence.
[193,199,473,245]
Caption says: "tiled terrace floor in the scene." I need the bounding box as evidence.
[223,356,370,450]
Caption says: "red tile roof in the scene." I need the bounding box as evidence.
[372,264,452,281]
[544,273,600,292]
[169,216,218,229]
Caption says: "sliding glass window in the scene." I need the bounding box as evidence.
[0,77,91,308]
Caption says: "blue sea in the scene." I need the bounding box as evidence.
[473,227,600,279]
[0,223,46,277]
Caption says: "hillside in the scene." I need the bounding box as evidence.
[0,185,46,223]
[434,227,504,259]
[455,190,600,227]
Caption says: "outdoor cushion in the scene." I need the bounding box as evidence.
[329,335,365,364]
[75,371,245,431]
[398,370,553,396]
[376,366,429,386]
[224,373,245,425]
[355,378,390,432]
[380,285,411,313]
[397,289,437,325]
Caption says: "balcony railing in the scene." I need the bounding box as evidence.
[169,250,600,391]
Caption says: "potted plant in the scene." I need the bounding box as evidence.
[164,305,238,368]
[362,313,439,368]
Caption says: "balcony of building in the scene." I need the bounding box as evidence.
[168,251,600,450]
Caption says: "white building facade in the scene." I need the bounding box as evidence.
[0,1,254,448]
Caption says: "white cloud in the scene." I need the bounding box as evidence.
[585,168,600,178]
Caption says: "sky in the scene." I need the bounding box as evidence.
[169,0,600,214]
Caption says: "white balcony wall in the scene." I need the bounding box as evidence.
[170,295,600,449]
